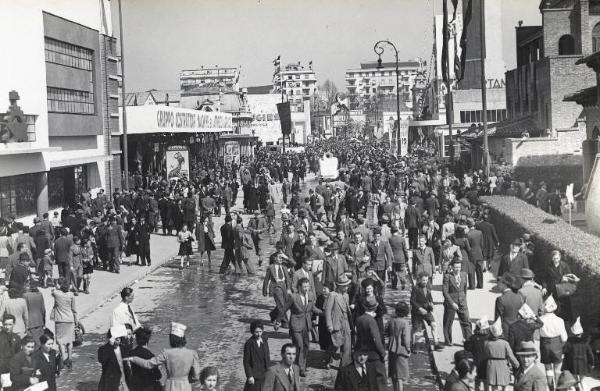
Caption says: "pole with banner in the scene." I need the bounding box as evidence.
[566,183,574,225]
[399,119,409,156]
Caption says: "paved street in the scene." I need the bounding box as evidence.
[50,175,437,390]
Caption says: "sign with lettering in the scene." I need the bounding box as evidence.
[124,105,233,134]
[487,78,506,89]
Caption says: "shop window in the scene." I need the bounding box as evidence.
[0,174,37,218]
[558,35,576,55]
[48,169,65,209]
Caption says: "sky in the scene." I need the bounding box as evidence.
[113,0,542,92]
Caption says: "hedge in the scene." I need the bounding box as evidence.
[481,195,600,329]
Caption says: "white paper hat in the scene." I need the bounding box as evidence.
[518,303,536,319]
[171,322,187,338]
[544,295,558,313]
[477,315,490,330]
[110,325,128,339]
[490,317,503,337]
[571,316,583,335]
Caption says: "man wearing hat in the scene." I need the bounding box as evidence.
[355,295,386,389]
[443,350,474,391]
[498,239,529,279]
[519,269,544,317]
[334,347,379,391]
[336,211,357,239]
[323,242,349,287]
[324,275,353,368]
[514,341,548,391]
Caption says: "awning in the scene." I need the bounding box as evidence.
[49,154,112,169]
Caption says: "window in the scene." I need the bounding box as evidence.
[558,34,576,55]
[459,109,507,123]
[0,174,37,218]
[44,37,93,70]
[47,87,94,114]
[593,23,600,52]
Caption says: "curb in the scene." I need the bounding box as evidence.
[78,244,178,322]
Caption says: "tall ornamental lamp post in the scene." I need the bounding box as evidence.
[374,40,401,156]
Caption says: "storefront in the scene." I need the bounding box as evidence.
[121,105,233,177]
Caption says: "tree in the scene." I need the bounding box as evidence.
[318,80,338,106]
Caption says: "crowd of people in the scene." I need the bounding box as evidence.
[0,137,598,391]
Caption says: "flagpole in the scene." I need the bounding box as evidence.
[443,0,455,163]
[480,0,489,176]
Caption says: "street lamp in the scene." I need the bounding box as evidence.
[373,40,401,156]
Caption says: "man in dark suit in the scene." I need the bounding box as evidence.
[442,260,472,346]
[243,320,270,391]
[514,341,548,391]
[54,229,73,278]
[219,215,236,274]
[287,278,322,376]
[355,296,386,389]
[9,336,40,390]
[497,239,529,279]
[369,229,393,286]
[263,254,292,330]
[475,214,498,272]
[32,334,58,391]
[0,314,21,374]
[466,219,485,288]
[404,200,421,249]
[135,216,152,266]
[411,272,443,349]
[334,348,380,391]
[263,343,300,391]
[105,219,124,273]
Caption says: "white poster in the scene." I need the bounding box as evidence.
[166,146,190,180]
[399,119,409,156]
[319,153,339,180]
[224,141,240,165]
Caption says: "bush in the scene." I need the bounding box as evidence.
[481,195,600,329]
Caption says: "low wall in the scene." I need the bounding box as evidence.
[481,195,600,329]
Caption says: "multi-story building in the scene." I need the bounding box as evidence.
[180,66,240,92]
[476,0,596,168]
[0,0,118,223]
[273,62,317,112]
[345,60,421,110]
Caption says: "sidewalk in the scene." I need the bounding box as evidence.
[429,260,600,391]
[40,186,242,328]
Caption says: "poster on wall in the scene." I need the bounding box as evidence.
[223,141,240,165]
[399,119,409,156]
[165,146,189,180]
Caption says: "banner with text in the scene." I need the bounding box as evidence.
[121,105,233,134]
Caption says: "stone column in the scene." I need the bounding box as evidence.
[36,171,49,216]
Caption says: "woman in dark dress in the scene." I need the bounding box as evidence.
[542,250,580,322]
[125,216,139,264]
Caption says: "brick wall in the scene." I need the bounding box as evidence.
[543,7,580,57]
[550,56,595,129]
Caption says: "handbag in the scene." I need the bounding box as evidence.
[73,322,85,347]
[555,282,577,298]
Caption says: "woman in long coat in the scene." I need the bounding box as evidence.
[485,320,519,390]
[195,216,215,265]
[126,322,201,391]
